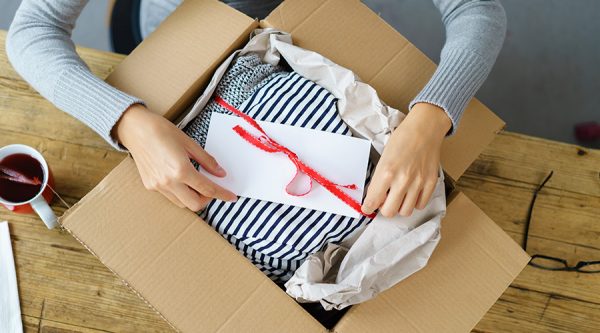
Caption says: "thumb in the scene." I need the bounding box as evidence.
[183,136,226,177]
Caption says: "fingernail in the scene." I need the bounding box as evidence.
[216,165,227,176]
[361,205,373,214]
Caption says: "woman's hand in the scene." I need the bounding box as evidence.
[362,103,451,217]
[113,104,237,211]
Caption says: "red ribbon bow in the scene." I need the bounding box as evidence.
[215,96,374,219]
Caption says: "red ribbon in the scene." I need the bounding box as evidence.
[215,96,374,219]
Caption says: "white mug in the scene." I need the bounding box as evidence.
[0,144,58,229]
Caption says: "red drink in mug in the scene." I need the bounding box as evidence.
[0,144,57,229]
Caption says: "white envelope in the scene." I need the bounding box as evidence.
[201,112,371,218]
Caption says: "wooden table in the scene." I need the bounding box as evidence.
[1,30,599,333]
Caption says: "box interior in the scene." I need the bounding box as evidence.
[61,1,529,332]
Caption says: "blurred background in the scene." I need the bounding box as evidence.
[1,0,598,148]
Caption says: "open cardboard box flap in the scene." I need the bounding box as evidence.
[62,160,528,332]
[61,0,529,332]
[63,158,324,332]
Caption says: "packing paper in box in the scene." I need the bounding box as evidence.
[286,171,445,310]
[178,29,445,309]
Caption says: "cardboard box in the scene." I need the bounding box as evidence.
[60,0,530,332]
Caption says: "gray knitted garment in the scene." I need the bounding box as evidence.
[184,54,287,147]
[7,0,507,150]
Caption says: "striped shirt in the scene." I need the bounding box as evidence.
[189,61,373,282]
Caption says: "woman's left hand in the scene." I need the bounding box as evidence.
[362,103,452,217]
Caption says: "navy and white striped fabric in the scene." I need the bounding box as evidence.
[190,64,374,282]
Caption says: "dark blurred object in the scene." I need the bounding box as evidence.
[109,0,142,55]
[575,121,600,142]
[222,0,281,18]
[275,282,348,329]
[299,302,350,330]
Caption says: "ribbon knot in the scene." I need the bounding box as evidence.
[215,96,374,219]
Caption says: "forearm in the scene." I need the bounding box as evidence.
[6,0,143,150]
[410,0,507,134]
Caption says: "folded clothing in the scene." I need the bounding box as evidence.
[184,53,374,282]
[184,53,286,147]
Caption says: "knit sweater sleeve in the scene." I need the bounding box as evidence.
[5,0,144,150]
[410,0,507,135]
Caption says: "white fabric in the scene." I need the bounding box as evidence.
[0,222,23,333]
[178,29,445,309]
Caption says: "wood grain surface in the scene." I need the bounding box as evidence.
[0,30,598,333]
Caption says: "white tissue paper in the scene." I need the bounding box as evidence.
[285,172,445,310]
[0,222,23,333]
[178,29,445,310]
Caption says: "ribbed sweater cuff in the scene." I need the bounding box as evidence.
[409,48,489,136]
[53,65,144,151]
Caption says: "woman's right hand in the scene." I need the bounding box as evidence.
[113,104,237,211]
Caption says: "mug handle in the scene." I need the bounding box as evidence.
[31,196,58,229]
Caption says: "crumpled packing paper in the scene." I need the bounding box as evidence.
[0,222,23,333]
[285,172,445,310]
[178,29,445,310]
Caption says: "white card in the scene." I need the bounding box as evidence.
[201,113,371,218]
[0,222,23,333]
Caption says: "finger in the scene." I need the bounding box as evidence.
[197,195,213,210]
[185,170,237,202]
[160,189,185,208]
[171,183,207,212]
[362,181,389,215]
[415,179,437,210]
[379,183,408,218]
[362,169,393,214]
[184,136,226,177]
[399,185,421,217]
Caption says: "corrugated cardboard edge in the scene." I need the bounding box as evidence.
[59,225,181,332]
[60,157,326,333]
[59,177,181,332]
[332,192,530,333]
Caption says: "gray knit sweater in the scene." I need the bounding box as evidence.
[5,0,506,150]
